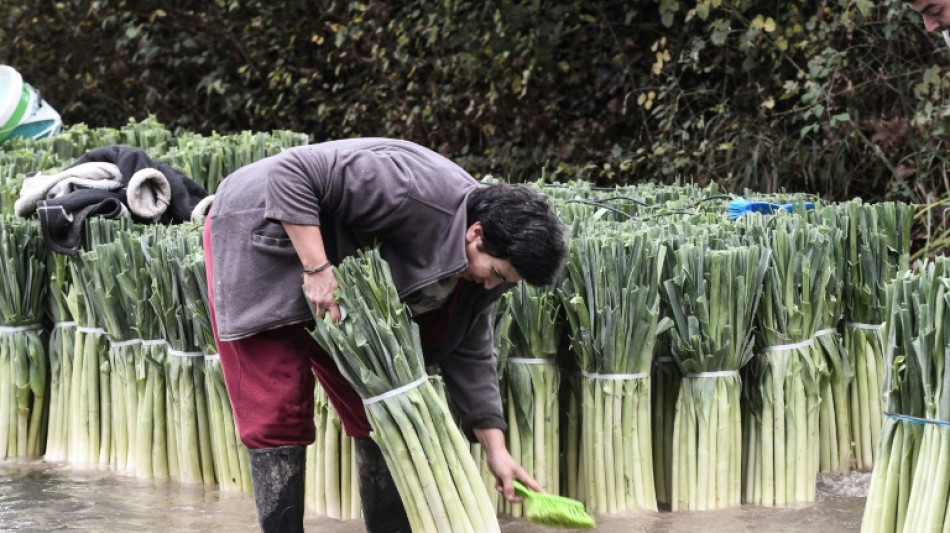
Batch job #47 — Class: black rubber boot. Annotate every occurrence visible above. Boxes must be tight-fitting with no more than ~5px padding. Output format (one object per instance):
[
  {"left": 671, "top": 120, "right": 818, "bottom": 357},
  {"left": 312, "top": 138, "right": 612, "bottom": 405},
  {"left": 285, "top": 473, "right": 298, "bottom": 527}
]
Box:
[
  {"left": 247, "top": 445, "right": 306, "bottom": 533},
  {"left": 354, "top": 437, "right": 411, "bottom": 533}
]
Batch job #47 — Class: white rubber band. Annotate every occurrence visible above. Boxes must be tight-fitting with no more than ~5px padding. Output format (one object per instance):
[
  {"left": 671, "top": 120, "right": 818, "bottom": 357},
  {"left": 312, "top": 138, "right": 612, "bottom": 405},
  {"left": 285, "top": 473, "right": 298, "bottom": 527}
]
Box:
[
  {"left": 167, "top": 348, "right": 203, "bottom": 358},
  {"left": 814, "top": 327, "right": 838, "bottom": 338},
  {"left": 204, "top": 354, "right": 220, "bottom": 361},
  {"left": 363, "top": 376, "right": 428, "bottom": 406},
  {"left": 655, "top": 356, "right": 675, "bottom": 364},
  {"left": 110, "top": 339, "right": 142, "bottom": 349},
  {"left": 76, "top": 326, "right": 106, "bottom": 335},
  {"left": 53, "top": 321, "right": 77, "bottom": 329},
  {"left": 142, "top": 339, "right": 166, "bottom": 347},
  {"left": 508, "top": 358, "right": 557, "bottom": 365},
  {"left": 844, "top": 322, "right": 884, "bottom": 331},
  {"left": 761, "top": 338, "right": 814, "bottom": 353},
  {"left": 0, "top": 324, "right": 43, "bottom": 333},
  {"left": 580, "top": 370, "right": 650, "bottom": 380},
  {"left": 685, "top": 370, "right": 740, "bottom": 378}
]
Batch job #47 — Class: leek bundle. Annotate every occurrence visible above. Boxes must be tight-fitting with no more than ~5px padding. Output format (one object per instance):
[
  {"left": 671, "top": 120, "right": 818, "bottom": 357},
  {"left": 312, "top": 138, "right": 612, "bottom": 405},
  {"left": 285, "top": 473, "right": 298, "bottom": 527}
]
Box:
[
  {"left": 123, "top": 228, "right": 170, "bottom": 480},
  {"left": 862, "top": 264, "right": 938, "bottom": 533},
  {"left": 843, "top": 201, "right": 913, "bottom": 470},
  {"left": 182, "top": 249, "right": 251, "bottom": 493},
  {"left": 809, "top": 207, "right": 854, "bottom": 473},
  {"left": 561, "top": 225, "right": 666, "bottom": 513},
  {"left": 305, "top": 382, "right": 360, "bottom": 519},
  {"left": 64, "top": 218, "right": 124, "bottom": 467},
  {"left": 662, "top": 242, "right": 770, "bottom": 511},
  {"left": 0, "top": 217, "right": 48, "bottom": 459},
  {"left": 148, "top": 226, "right": 215, "bottom": 485},
  {"left": 44, "top": 250, "right": 75, "bottom": 462},
  {"left": 75, "top": 236, "right": 142, "bottom": 472},
  {"left": 740, "top": 217, "right": 832, "bottom": 506},
  {"left": 502, "top": 282, "right": 562, "bottom": 517},
  {"left": 309, "top": 248, "right": 499, "bottom": 533}
]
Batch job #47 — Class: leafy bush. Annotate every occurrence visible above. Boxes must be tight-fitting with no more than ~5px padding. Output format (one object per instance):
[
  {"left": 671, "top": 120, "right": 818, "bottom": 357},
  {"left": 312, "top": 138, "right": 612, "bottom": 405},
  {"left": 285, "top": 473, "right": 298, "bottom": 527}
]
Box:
[{"left": 1, "top": 0, "right": 949, "bottom": 205}]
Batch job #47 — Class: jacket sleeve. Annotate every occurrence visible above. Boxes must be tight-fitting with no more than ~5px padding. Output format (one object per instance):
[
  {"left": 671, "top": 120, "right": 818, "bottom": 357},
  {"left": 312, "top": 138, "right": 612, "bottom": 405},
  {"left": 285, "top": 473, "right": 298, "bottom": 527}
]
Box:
[
  {"left": 262, "top": 147, "right": 411, "bottom": 232},
  {"left": 440, "top": 305, "right": 507, "bottom": 441}
]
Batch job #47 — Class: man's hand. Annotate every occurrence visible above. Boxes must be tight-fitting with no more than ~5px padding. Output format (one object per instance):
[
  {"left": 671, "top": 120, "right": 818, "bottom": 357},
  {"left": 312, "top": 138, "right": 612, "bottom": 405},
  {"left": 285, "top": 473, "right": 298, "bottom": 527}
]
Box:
[
  {"left": 473, "top": 427, "right": 543, "bottom": 502},
  {"left": 303, "top": 268, "right": 340, "bottom": 323},
  {"left": 281, "top": 221, "right": 341, "bottom": 322}
]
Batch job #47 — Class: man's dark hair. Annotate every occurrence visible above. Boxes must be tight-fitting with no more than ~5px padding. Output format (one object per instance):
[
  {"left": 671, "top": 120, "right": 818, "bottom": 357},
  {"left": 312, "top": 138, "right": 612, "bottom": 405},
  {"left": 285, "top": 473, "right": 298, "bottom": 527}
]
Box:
[{"left": 467, "top": 183, "right": 567, "bottom": 286}]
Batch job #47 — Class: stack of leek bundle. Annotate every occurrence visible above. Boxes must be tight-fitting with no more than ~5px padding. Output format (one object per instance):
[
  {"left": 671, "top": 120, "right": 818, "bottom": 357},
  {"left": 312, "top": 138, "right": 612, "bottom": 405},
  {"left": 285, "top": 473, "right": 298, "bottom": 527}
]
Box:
[
  {"left": 5, "top": 115, "right": 174, "bottom": 162},
  {"left": 305, "top": 382, "right": 360, "bottom": 519},
  {"left": 43, "top": 249, "right": 74, "bottom": 462},
  {"left": 146, "top": 225, "right": 215, "bottom": 484},
  {"left": 309, "top": 248, "right": 499, "bottom": 532},
  {"left": 560, "top": 223, "right": 666, "bottom": 513},
  {"left": 809, "top": 207, "right": 854, "bottom": 473},
  {"left": 180, "top": 246, "right": 251, "bottom": 493},
  {"left": 861, "top": 260, "right": 945, "bottom": 533},
  {"left": 0, "top": 148, "right": 63, "bottom": 216},
  {"left": 159, "top": 130, "right": 309, "bottom": 194},
  {"left": 64, "top": 218, "right": 124, "bottom": 467},
  {"left": 0, "top": 217, "right": 48, "bottom": 459},
  {"left": 739, "top": 215, "right": 832, "bottom": 506},
  {"left": 662, "top": 238, "right": 770, "bottom": 511},
  {"left": 843, "top": 201, "right": 914, "bottom": 470},
  {"left": 501, "top": 281, "right": 562, "bottom": 517}
]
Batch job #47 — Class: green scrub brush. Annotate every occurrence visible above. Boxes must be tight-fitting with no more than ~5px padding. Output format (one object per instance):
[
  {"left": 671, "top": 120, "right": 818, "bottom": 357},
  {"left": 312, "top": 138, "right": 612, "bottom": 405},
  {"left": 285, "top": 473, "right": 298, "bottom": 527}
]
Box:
[{"left": 512, "top": 480, "right": 596, "bottom": 529}]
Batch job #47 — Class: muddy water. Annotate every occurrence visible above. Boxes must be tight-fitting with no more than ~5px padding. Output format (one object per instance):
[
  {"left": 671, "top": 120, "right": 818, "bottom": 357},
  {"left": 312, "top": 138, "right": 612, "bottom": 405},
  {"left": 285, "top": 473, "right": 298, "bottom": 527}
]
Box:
[{"left": 0, "top": 461, "right": 868, "bottom": 532}]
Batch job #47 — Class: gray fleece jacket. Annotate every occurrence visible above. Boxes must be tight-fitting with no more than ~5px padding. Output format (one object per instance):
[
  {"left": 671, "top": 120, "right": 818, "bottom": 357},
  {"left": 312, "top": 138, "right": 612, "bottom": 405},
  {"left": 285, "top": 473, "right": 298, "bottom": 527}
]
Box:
[{"left": 208, "top": 138, "right": 509, "bottom": 434}]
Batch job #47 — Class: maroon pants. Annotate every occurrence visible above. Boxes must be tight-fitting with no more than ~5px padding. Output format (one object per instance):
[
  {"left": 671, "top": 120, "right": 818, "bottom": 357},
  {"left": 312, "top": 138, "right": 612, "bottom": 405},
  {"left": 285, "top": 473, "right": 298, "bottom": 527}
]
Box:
[{"left": 203, "top": 220, "right": 457, "bottom": 449}]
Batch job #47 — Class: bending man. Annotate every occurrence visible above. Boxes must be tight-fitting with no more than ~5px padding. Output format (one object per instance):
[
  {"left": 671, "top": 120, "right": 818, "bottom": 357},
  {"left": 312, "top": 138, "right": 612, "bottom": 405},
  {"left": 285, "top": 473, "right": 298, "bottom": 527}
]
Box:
[{"left": 203, "top": 138, "right": 567, "bottom": 532}]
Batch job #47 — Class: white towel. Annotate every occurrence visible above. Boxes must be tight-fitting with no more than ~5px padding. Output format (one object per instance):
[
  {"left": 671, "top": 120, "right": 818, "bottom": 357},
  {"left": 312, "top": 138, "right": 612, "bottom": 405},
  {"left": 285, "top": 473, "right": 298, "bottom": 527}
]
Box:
[
  {"left": 15, "top": 162, "right": 124, "bottom": 217},
  {"left": 126, "top": 167, "right": 171, "bottom": 222}
]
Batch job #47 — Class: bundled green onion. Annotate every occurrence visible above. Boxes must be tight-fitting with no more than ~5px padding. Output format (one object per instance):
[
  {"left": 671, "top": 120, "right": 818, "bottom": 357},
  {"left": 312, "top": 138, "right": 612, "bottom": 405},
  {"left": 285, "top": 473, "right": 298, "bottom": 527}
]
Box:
[
  {"left": 739, "top": 215, "right": 832, "bottom": 506},
  {"left": 861, "top": 263, "right": 940, "bottom": 533},
  {"left": 501, "top": 281, "right": 562, "bottom": 517},
  {"left": 0, "top": 217, "right": 48, "bottom": 459},
  {"left": 662, "top": 241, "right": 770, "bottom": 511},
  {"left": 44, "top": 249, "right": 75, "bottom": 462},
  {"left": 808, "top": 206, "right": 854, "bottom": 473},
  {"left": 305, "top": 382, "right": 360, "bottom": 519},
  {"left": 147, "top": 225, "right": 215, "bottom": 485},
  {"left": 842, "top": 201, "right": 914, "bottom": 470},
  {"left": 64, "top": 218, "right": 125, "bottom": 467},
  {"left": 560, "top": 224, "right": 666, "bottom": 513},
  {"left": 177, "top": 246, "right": 252, "bottom": 494},
  {"left": 309, "top": 247, "right": 499, "bottom": 532},
  {"left": 75, "top": 234, "right": 142, "bottom": 472}
]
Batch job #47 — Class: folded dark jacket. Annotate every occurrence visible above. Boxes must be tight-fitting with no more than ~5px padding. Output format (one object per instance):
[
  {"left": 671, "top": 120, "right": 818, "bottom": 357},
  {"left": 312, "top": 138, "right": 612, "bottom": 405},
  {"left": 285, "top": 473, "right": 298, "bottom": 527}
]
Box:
[
  {"left": 38, "top": 189, "right": 128, "bottom": 255},
  {"left": 38, "top": 145, "right": 210, "bottom": 255}
]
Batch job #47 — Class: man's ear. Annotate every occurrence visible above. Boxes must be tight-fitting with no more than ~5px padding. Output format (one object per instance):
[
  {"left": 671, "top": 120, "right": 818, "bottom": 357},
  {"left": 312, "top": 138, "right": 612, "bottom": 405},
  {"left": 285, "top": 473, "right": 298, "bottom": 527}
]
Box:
[{"left": 466, "top": 221, "right": 483, "bottom": 243}]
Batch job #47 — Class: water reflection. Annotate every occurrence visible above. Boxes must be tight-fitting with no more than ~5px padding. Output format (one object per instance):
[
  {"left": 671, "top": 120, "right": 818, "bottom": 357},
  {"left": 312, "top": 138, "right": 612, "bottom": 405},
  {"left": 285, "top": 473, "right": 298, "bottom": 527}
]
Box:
[{"left": 0, "top": 461, "right": 867, "bottom": 532}]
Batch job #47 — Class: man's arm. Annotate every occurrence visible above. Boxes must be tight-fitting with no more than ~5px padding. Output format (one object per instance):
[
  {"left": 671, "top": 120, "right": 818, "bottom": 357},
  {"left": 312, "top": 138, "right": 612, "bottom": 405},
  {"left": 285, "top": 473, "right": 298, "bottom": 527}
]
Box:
[
  {"left": 441, "top": 306, "right": 543, "bottom": 501},
  {"left": 473, "top": 427, "right": 543, "bottom": 502}
]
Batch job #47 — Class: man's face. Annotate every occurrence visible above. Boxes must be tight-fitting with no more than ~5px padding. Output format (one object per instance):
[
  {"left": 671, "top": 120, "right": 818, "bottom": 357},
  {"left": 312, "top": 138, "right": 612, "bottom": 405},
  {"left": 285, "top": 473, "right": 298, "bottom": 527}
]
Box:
[
  {"left": 459, "top": 222, "right": 521, "bottom": 290},
  {"left": 908, "top": 0, "right": 950, "bottom": 32}
]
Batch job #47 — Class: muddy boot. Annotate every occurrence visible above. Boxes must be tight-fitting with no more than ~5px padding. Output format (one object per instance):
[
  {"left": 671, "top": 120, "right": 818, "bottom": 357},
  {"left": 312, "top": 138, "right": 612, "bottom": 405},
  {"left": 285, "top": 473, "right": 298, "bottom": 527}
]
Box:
[
  {"left": 248, "top": 445, "right": 306, "bottom": 533},
  {"left": 354, "top": 437, "right": 411, "bottom": 533}
]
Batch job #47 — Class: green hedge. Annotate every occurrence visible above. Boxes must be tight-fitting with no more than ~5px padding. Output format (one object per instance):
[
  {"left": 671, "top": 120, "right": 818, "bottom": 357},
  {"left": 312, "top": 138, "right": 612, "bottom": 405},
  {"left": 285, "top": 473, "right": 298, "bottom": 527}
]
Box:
[{"left": 2, "top": 1, "right": 948, "bottom": 201}]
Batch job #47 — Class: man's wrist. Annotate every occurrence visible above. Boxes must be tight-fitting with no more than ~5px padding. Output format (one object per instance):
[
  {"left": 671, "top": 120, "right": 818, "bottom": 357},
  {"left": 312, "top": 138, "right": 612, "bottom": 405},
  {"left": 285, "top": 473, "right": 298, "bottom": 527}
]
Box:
[{"left": 302, "top": 261, "right": 333, "bottom": 275}]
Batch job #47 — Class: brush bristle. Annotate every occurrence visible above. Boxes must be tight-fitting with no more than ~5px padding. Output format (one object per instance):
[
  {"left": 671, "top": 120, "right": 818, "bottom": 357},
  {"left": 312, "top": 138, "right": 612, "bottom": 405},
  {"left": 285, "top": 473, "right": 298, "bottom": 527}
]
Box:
[{"left": 523, "top": 492, "right": 596, "bottom": 529}]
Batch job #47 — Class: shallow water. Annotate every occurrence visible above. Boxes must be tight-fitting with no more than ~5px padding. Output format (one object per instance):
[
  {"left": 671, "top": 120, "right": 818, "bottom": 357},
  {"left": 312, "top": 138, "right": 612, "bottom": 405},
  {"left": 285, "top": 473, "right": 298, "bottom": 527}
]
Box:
[{"left": 0, "top": 461, "right": 868, "bottom": 532}]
